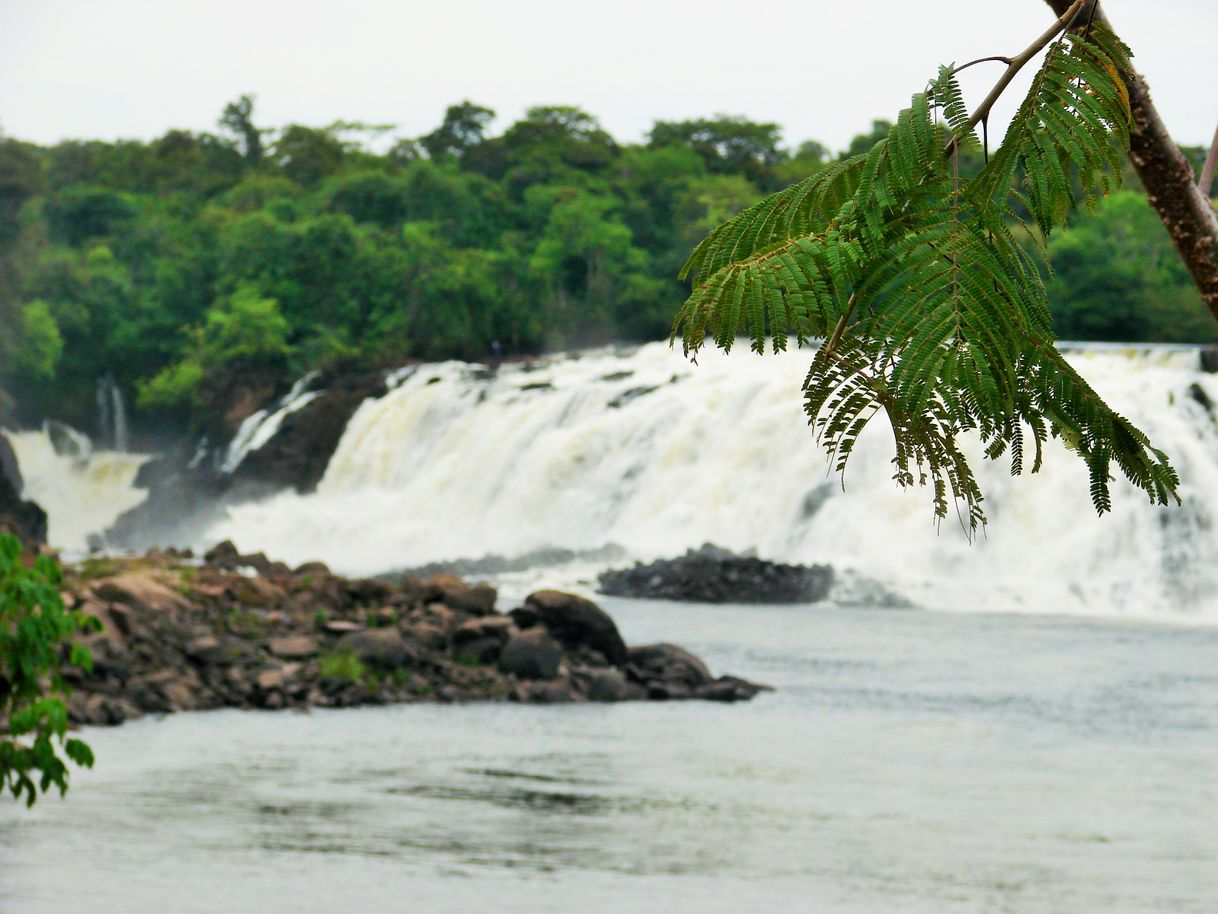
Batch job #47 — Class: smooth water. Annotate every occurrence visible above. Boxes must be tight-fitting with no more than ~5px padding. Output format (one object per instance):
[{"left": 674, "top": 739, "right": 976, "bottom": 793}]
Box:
[{"left": 3, "top": 600, "right": 1215, "bottom": 914}]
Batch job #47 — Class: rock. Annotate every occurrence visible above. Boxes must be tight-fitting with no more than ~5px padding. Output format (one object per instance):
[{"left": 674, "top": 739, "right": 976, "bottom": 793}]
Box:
[
  {"left": 498, "top": 628, "right": 563, "bottom": 680},
  {"left": 453, "top": 636, "right": 503, "bottom": 665},
  {"left": 598, "top": 544, "right": 834, "bottom": 604},
  {"left": 185, "top": 635, "right": 241, "bottom": 666},
  {"left": 323, "top": 620, "right": 364, "bottom": 635},
  {"left": 204, "top": 540, "right": 241, "bottom": 568},
  {"left": 425, "top": 574, "right": 497, "bottom": 615},
  {"left": 234, "top": 369, "right": 389, "bottom": 494},
  {"left": 346, "top": 577, "right": 395, "bottom": 606},
  {"left": 334, "top": 628, "right": 416, "bottom": 670},
  {"left": 268, "top": 635, "right": 321, "bottom": 659},
  {"left": 405, "top": 621, "right": 447, "bottom": 651},
  {"left": 452, "top": 615, "right": 514, "bottom": 646},
  {"left": 584, "top": 668, "right": 643, "bottom": 702},
  {"left": 295, "top": 560, "right": 332, "bottom": 577},
  {"left": 522, "top": 676, "right": 582, "bottom": 703},
  {"left": 231, "top": 575, "right": 284, "bottom": 608},
  {"left": 627, "top": 643, "right": 713, "bottom": 688},
  {"left": 1201, "top": 346, "right": 1218, "bottom": 373},
  {"left": 0, "top": 433, "right": 47, "bottom": 545},
  {"left": 523, "top": 590, "right": 628, "bottom": 666},
  {"left": 93, "top": 571, "right": 192, "bottom": 615},
  {"left": 693, "top": 676, "right": 770, "bottom": 703}
]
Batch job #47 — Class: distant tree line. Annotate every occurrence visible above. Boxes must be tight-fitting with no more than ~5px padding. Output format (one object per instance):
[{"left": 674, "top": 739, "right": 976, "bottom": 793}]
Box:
[{"left": 0, "top": 97, "right": 1211, "bottom": 430}]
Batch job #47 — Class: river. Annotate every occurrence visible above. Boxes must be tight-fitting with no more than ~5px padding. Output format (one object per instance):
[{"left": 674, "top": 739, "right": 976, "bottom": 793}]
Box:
[{"left": 2, "top": 598, "right": 1215, "bottom": 913}]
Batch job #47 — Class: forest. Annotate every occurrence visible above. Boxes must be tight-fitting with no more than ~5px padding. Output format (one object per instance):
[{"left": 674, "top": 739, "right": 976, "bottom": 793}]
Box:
[{"left": 0, "top": 96, "right": 1211, "bottom": 431}]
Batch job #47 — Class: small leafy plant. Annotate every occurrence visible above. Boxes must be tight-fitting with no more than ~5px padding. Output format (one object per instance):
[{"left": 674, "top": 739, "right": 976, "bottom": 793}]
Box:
[{"left": 1, "top": 534, "right": 100, "bottom": 806}]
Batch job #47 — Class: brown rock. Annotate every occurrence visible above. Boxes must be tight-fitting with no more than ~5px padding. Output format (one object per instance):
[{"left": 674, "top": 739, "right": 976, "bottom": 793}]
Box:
[
  {"left": 406, "top": 622, "right": 448, "bottom": 651},
  {"left": 626, "top": 643, "right": 712, "bottom": 688},
  {"left": 498, "top": 628, "right": 563, "bottom": 680},
  {"left": 425, "top": 574, "right": 497, "bottom": 615},
  {"left": 524, "top": 590, "right": 628, "bottom": 666},
  {"left": 324, "top": 620, "right": 364, "bottom": 635},
  {"left": 334, "top": 628, "right": 417, "bottom": 670},
  {"left": 92, "top": 571, "right": 192, "bottom": 615},
  {"left": 268, "top": 635, "right": 321, "bottom": 659},
  {"left": 231, "top": 575, "right": 285, "bottom": 608},
  {"left": 584, "top": 668, "right": 643, "bottom": 702}
]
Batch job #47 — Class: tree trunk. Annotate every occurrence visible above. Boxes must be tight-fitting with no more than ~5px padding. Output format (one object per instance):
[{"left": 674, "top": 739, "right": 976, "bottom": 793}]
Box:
[{"left": 1043, "top": 0, "right": 1218, "bottom": 323}]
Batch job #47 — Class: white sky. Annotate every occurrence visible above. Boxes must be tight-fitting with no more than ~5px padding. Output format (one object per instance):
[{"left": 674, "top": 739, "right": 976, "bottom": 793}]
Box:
[{"left": 1, "top": 0, "right": 1214, "bottom": 153}]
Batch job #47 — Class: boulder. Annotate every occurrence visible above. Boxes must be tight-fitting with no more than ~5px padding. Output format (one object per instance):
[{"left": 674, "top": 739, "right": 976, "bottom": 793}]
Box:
[
  {"left": 405, "top": 621, "right": 447, "bottom": 651},
  {"left": 498, "top": 628, "right": 563, "bottom": 680},
  {"left": 334, "top": 628, "right": 416, "bottom": 670},
  {"left": 627, "top": 643, "right": 713, "bottom": 689},
  {"left": 1201, "top": 346, "right": 1218, "bottom": 373},
  {"left": 598, "top": 543, "right": 834, "bottom": 604},
  {"left": 93, "top": 572, "right": 193, "bottom": 615},
  {"left": 268, "top": 635, "right": 321, "bottom": 659},
  {"left": 425, "top": 574, "right": 497, "bottom": 615},
  {"left": 452, "top": 615, "right": 514, "bottom": 646},
  {"left": 523, "top": 590, "right": 628, "bottom": 667},
  {"left": 584, "top": 668, "right": 643, "bottom": 702}
]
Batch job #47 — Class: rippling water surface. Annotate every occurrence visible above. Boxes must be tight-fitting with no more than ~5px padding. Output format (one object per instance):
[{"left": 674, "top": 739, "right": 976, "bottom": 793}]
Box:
[{"left": 2, "top": 599, "right": 1215, "bottom": 913}]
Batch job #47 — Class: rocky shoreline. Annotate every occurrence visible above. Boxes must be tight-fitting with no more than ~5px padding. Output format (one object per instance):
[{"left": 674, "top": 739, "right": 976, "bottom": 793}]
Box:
[{"left": 62, "top": 541, "right": 769, "bottom": 728}]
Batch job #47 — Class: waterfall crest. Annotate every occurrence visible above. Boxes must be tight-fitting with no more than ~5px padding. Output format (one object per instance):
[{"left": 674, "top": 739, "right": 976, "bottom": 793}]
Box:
[{"left": 202, "top": 342, "right": 1218, "bottom": 621}]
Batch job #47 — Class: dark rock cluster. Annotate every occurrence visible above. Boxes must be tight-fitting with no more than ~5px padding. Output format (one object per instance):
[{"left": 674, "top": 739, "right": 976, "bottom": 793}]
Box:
[
  {"left": 598, "top": 543, "right": 834, "bottom": 604},
  {"left": 64, "top": 542, "right": 768, "bottom": 727},
  {"left": 0, "top": 433, "right": 46, "bottom": 545}
]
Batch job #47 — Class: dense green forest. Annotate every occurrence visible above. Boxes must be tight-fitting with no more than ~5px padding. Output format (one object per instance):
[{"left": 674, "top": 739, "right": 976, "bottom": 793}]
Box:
[{"left": 0, "top": 97, "right": 1211, "bottom": 431}]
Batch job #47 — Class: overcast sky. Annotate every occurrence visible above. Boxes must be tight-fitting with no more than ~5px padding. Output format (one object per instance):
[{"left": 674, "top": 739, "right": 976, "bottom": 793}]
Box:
[{"left": 1, "top": 0, "right": 1214, "bottom": 153}]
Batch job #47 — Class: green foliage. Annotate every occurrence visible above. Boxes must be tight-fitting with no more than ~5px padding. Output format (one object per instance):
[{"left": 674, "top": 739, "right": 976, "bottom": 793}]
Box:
[
  {"left": 319, "top": 650, "right": 367, "bottom": 685},
  {"left": 6, "top": 301, "right": 64, "bottom": 382},
  {"left": 1047, "top": 191, "right": 1216, "bottom": 343},
  {"left": 0, "top": 84, "right": 1204, "bottom": 432},
  {"left": 138, "top": 286, "right": 291, "bottom": 410},
  {"left": 0, "top": 534, "right": 99, "bottom": 807},
  {"left": 673, "top": 25, "right": 1179, "bottom": 531}
]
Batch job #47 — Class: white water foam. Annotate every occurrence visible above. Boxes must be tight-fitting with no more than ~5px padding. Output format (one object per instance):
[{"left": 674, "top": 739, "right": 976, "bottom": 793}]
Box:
[
  {"left": 221, "top": 372, "right": 322, "bottom": 473},
  {"left": 6, "top": 426, "right": 150, "bottom": 553},
  {"left": 200, "top": 342, "right": 1218, "bottom": 621}
]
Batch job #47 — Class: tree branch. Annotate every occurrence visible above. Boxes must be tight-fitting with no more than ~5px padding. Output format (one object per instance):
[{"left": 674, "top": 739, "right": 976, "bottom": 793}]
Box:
[
  {"left": 1041, "top": 0, "right": 1218, "bottom": 323},
  {"left": 1200, "top": 123, "right": 1218, "bottom": 197},
  {"left": 946, "top": 0, "right": 1087, "bottom": 154}
]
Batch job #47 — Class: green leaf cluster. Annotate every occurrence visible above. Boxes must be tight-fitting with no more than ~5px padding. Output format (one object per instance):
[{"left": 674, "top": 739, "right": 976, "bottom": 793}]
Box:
[
  {"left": 672, "top": 26, "right": 1180, "bottom": 530},
  {"left": 0, "top": 534, "right": 99, "bottom": 806}
]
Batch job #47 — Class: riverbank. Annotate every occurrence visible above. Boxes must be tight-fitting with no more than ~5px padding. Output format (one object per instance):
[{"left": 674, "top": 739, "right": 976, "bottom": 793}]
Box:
[{"left": 62, "top": 542, "right": 767, "bottom": 727}]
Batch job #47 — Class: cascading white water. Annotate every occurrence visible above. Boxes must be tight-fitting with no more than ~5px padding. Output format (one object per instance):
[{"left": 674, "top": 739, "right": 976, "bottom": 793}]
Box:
[
  {"left": 203, "top": 342, "right": 1218, "bottom": 621},
  {"left": 222, "top": 372, "right": 322, "bottom": 473},
  {"left": 6, "top": 426, "right": 149, "bottom": 553}
]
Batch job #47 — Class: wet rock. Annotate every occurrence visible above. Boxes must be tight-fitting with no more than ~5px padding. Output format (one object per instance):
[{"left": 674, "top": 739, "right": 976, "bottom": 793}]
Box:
[
  {"left": 627, "top": 643, "right": 712, "bottom": 688},
  {"left": 234, "top": 369, "right": 389, "bottom": 494},
  {"left": 498, "top": 628, "right": 563, "bottom": 680},
  {"left": 523, "top": 590, "right": 628, "bottom": 667},
  {"left": 1201, "top": 346, "right": 1218, "bottom": 373},
  {"left": 583, "top": 667, "right": 644, "bottom": 702},
  {"left": 334, "top": 628, "right": 416, "bottom": 670},
  {"left": 0, "top": 433, "right": 47, "bottom": 545},
  {"left": 598, "top": 543, "right": 834, "bottom": 604},
  {"left": 693, "top": 676, "right": 769, "bottom": 703},
  {"left": 425, "top": 574, "right": 497, "bottom": 615}
]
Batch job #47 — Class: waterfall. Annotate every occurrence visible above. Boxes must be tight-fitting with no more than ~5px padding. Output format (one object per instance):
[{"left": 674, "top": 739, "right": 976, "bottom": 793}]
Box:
[
  {"left": 96, "top": 374, "right": 130, "bottom": 452},
  {"left": 222, "top": 372, "right": 322, "bottom": 473},
  {"left": 6, "top": 423, "right": 149, "bottom": 552},
  {"left": 200, "top": 342, "right": 1218, "bottom": 621}
]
